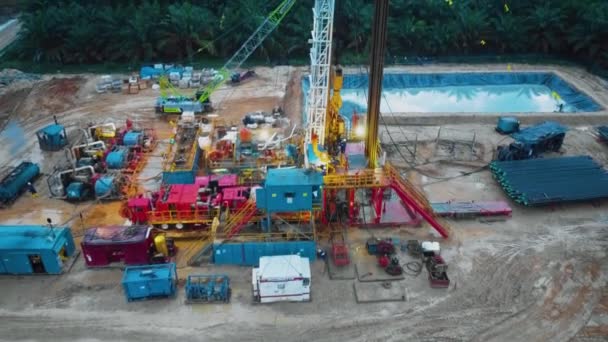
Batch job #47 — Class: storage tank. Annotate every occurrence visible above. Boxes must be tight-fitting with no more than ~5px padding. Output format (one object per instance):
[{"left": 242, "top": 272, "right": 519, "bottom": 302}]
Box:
[
  {"left": 123, "top": 131, "right": 142, "bottom": 146},
  {"left": 0, "top": 162, "right": 40, "bottom": 204},
  {"left": 496, "top": 117, "right": 520, "bottom": 134},
  {"left": 94, "top": 175, "right": 115, "bottom": 198},
  {"left": 106, "top": 149, "right": 127, "bottom": 169}
]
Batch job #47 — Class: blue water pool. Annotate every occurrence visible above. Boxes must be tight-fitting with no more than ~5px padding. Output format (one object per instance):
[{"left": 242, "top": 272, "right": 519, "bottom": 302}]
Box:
[{"left": 302, "top": 72, "right": 601, "bottom": 118}]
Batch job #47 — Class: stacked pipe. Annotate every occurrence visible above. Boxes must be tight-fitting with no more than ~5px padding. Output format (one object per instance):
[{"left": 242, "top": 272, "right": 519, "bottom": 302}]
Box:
[{"left": 490, "top": 156, "right": 608, "bottom": 206}]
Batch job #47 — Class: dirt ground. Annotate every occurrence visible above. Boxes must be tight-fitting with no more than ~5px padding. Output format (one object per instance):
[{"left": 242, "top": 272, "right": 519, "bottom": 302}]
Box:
[{"left": 0, "top": 64, "right": 607, "bottom": 342}]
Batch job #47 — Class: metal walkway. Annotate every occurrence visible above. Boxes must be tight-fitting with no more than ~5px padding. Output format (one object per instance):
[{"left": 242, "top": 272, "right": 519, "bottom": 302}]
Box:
[{"left": 324, "top": 163, "right": 450, "bottom": 238}]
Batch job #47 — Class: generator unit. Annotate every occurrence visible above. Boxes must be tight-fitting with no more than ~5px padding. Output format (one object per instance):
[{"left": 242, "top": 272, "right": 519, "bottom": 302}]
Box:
[
  {"left": 185, "top": 275, "right": 231, "bottom": 303},
  {"left": 0, "top": 162, "right": 40, "bottom": 206},
  {"left": 122, "top": 263, "right": 177, "bottom": 302}
]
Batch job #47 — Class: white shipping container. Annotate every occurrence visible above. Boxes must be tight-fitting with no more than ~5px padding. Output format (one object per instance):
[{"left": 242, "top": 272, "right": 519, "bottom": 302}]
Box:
[{"left": 252, "top": 255, "right": 311, "bottom": 303}]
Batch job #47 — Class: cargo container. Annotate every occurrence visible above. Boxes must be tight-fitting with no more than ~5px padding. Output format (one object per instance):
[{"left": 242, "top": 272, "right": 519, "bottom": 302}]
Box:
[
  {"left": 0, "top": 225, "right": 76, "bottom": 274},
  {"left": 81, "top": 226, "right": 154, "bottom": 267},
  {"left": 122, "top": 263, "right": 177, "bottom": 301},
  {"left": 252, "top": 255, "right": 311, "bottom": 303}
]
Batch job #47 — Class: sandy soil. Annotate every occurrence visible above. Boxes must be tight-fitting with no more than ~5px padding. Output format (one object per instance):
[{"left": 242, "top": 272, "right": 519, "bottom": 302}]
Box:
[{"left": 0, "top": 64, "right": 607, "bottom": 342}]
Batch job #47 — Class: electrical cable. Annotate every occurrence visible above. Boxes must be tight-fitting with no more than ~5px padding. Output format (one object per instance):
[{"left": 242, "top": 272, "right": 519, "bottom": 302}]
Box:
[
  {"left": 402, "top": 261, "right": 422, "bottom": 276},
  {"left": 353, "top": 37, "right": 490, "bottom": 182}
]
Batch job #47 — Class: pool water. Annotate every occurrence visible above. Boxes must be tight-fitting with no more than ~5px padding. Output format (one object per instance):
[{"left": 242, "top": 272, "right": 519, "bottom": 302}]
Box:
[{"left": 340, "top": 84, "right": 572, "bottom": 114}]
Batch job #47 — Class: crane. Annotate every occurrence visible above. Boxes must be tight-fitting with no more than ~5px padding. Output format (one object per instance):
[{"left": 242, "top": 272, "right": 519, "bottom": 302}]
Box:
[{"left": 157, "top": 0, "right": 296, "bottom": 115}]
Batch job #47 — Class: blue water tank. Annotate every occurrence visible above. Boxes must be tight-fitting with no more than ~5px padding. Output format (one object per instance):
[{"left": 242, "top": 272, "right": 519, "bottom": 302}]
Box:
[
  {"left": 94, "top": 175, "right": 115, "bottom": 198},
  {"left": 123, "top": 131, "right": 142, "bottom": 146},
  {"left": 0, "top": 162, "right": 40, "bottom": 204},
  {"left": 106, "top": 149, "right": 127, "bottom": 169},
  {"left": 496, "top": 117, "right": 520, "bottom": 134}
]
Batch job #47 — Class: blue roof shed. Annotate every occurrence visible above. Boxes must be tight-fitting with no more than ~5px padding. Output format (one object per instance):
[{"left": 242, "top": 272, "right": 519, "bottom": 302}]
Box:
[
  {"left": 36, "top": 123, "right": 68, "bottom": 151},
  {"left": 256, "top": 168, "right": 323, "bottom": 212},
  {"left": 0, "top": 225, "right": 76, "bottom": 274}
]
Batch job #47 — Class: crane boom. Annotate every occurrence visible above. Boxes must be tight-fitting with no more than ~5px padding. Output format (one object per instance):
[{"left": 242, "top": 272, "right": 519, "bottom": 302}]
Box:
[{"left": 196, "top": 0, "right": 296, "bottom": 105}]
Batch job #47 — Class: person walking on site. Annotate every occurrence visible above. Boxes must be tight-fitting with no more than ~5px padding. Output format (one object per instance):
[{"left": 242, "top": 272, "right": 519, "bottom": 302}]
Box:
[{"left": 27, "top": 182, "right": 38, "bottom": 198}]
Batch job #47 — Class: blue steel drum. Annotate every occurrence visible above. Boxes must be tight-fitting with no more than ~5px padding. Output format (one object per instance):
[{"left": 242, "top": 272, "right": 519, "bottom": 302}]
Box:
[
  {"left": 66, "top": 182, "right": 85, "bottom": 200},
  {"left": 123, "top": 131, "right": 142, "bottom": 146},
  {"left": 94, "top": 175, "right": 115, "bottom": 198},
  {"left": 106, "top": 149, "right": 127, "bottom": 169}
]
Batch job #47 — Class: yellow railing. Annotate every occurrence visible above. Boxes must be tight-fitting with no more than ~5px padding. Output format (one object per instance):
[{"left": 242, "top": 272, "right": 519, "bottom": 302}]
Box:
[
  {"left": 323, "top": 169, "right": 388, "bottom": 189},
  {"left": 164, "top": 127, "right": 201, "bottom": 172},
  {"left": 148, "top": 208, "right": 217, "bottom": 226},
  {"left": 383, "top": 162, "right": 433, "bottom": 212},
  {"left": 221, "top": 199, "right": 258, "bottom": 236}
]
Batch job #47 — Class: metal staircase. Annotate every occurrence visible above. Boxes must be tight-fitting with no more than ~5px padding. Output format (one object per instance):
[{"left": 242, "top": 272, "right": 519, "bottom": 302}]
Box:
[
  {"left": 323, "top": 163, "right": 450, "bottom": 238},
  {"left": 221, "top": 199, "right": 259, "bottom": 238},
  {"left": 187, "top": 217, "right": 220, "bottom": 266}
]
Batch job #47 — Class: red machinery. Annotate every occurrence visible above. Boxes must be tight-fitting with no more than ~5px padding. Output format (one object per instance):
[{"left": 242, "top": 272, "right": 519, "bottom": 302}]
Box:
[
  {"left": 123, "top": 174, "right": 250, "bottom": 230},
  {"left": 208, "top": 140, "right": 234, "bottom": 161},
  {"left": 426, "top": 255, "right": 449, "bottom": 288}
]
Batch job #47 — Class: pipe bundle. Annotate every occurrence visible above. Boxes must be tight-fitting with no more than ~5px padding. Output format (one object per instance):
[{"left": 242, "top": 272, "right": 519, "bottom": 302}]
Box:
[{"left": 490, "top": 156, "right": 608, "bottom": 206}]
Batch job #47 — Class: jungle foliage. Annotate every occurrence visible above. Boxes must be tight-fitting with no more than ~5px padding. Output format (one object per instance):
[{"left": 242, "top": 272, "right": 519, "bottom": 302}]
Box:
[{"left": 8, "top": 0, "right": 608, "bottom": 69}]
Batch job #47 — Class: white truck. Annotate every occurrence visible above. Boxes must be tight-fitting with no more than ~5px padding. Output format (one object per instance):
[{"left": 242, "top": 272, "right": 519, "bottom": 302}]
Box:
[{"left": 252, "top": 255, "right": 311, "bottom": 303}]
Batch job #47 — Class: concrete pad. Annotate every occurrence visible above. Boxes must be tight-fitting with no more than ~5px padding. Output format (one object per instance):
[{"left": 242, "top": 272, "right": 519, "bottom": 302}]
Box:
[
  {"left": 326, "top": 259, "right": 356, "bottom": 280},
  {"left": 355, "top": 254, "right": 405, "bottom": 282},
  {"left": 353, "top": 282, "right": 407, "bottom": 303}
]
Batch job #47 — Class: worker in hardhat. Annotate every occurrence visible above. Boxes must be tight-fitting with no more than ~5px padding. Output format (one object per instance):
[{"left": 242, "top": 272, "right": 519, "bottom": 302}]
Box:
[{"left": 27, "top": 182, "right": 39, "bottom": 198}]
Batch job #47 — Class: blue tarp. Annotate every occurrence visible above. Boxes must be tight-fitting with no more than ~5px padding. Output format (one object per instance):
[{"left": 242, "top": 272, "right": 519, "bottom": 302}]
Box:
[
  {"left": 511, "top": 121, "right": 568, "bottom": 144},
  {"left": 301, "top": 72, "right": 602, "bottom": 119}
]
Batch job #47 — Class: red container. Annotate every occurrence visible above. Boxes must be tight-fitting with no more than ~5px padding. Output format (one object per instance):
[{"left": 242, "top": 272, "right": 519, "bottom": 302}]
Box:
[{"left": 81, "top": 226, "right": 153, "bottom": 267}]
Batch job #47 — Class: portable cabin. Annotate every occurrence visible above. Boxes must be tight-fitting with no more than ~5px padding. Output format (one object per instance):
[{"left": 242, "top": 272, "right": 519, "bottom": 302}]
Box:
[
  {"left": 81, "top": 226, "right": 153, "bottom": 267},
  {"left": 36, "top": 124, "right": 68, "bottom": 151},
  {"left": 122, "top": 263, "right": 177, "bottom": 301},
  {"left": 252, "top": 255, "right": 311, "bottom": 303},
  {"left": 255, "top": 168, "right": 323, "bottom": 212},
  {"left": 0, "top": 225, "right": 76, "bottom": 274}
]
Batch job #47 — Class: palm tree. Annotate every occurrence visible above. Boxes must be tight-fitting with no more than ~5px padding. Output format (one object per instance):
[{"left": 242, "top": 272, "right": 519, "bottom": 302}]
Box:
[
  {"left": 160, "top": 2, "right": 217, "bottom": 62},
  {"left": 18, "top": 6, "right": 68, "bottom": 63},
  {"left": 491, "top": 14, "right": 529, "bottom": 53},
  {"left": 121, "top": 1, "right": 163, "bottom": 63},
  {"left": 525, "top": 2, "right": 566, "bottom": 53}
]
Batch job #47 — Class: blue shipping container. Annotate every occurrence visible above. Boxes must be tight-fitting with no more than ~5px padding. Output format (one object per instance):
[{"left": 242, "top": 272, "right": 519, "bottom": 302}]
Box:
[
  {"left": 122, "top": 263, "right": 177, "bottom": 302},
  {"left": 213, "top": 241, "right": 316, "bottom": 266},
  {"left": 0, "top": 225, "right": 76, "bottom": 275}
]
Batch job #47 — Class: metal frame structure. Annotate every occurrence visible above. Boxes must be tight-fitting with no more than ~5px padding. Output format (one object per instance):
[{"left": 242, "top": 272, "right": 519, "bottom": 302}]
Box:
[{"left": 305, "top": 0, "right": 335, "bottom": 155}]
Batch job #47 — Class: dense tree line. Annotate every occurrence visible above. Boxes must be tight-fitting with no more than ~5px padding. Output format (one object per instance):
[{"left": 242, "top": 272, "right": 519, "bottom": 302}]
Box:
[{"left": 9, "top": 0, "right": 608, "bottom": 69}]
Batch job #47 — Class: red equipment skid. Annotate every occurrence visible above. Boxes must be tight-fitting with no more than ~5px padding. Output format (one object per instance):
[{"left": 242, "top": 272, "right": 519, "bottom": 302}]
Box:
[{"left": 124, "top": 174, "right": 249, "bottom": 230}]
